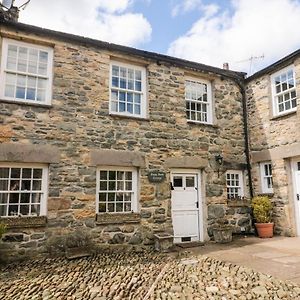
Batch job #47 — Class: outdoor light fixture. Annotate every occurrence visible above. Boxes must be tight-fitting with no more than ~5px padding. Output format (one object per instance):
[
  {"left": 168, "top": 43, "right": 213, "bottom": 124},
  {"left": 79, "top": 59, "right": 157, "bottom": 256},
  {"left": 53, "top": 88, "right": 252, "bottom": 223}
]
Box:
[
  {"left": 215, "top": 154, "right": 223, "bottom": 166},
  {"left": 215, "top": 154, "right": 223, "bottom": 177}
]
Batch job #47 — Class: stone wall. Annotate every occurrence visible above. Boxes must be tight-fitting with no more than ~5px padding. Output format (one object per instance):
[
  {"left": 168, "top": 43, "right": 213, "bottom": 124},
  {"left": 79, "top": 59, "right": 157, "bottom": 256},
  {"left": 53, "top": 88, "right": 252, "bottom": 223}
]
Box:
[
  {"left": 0, "top": 26, "right": 250, "bottom": 260},
  {"left": 246, "top": 59, "right": 300, "bottom": 236}
]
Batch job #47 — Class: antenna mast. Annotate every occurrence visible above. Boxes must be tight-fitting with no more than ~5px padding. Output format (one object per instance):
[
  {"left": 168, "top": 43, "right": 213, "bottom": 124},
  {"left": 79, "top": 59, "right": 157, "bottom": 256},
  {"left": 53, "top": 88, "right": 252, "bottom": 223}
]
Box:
[
  {"left": 236, "top": 54, "right": 265, "bottom": 75},
  {"left": 0, "top": 0, "right": 31, "bottom": 21}
]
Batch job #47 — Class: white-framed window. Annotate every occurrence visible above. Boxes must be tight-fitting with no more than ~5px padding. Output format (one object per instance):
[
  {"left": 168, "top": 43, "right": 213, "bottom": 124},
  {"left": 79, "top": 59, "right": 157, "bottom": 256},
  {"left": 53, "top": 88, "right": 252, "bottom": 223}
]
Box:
[
  {"left": 110, "top": 61, "right": 147, "bottom": 118},
  {"left": 0, "top": 163, "right": 48, "bottom": 217},
  {"left": 185, "top": 79, "right": 213, "bottom": 124},
  {"left": 0, "top": 38, "right": 53, "bottom": 105},
  {"left": 226, "top": 170, "right": 244, "bottom": 200},
  {"left": 271, "top": 65, "right": 297, "bottom": 116},
  {"left": 96, "top": 167, "right": 138, "bottom": 213},
  {"left": 260, "top": 162, "right": 273, "bottom": 193}
]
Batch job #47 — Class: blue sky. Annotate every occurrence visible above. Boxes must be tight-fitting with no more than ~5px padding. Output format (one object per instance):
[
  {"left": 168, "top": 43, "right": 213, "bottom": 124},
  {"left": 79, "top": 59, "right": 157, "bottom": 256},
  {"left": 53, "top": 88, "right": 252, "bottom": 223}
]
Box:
[{"left": 13, "top": 0, "right": 300, "bottom": 74}]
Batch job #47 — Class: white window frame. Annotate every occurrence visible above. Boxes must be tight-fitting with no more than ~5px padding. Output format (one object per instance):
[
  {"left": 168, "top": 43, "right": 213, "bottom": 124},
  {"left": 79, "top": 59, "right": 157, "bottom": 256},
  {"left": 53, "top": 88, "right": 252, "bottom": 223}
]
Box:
[
  {"left": 226, "top": 170, "right": 244, "bottom": 200},
  {"left": 0, "top": 163, "right": 48, "bottom": 217},
  {"left": 109, "top": 61, "right": 147, "bottom": 118},
  {"left": 271, "top": 65, "right": 297, "bottom": 116},
  {"left": 96, "top": 166, "right": 138, "bottom": 213},
  {"left": 185, "top": 78, "right": 213, "bottom": 124},
  {"left": 260, "top": 161, "right": 273, "bottom": 194},
  {"left": 0, "top": 38, "right": 53, "bottom": 105}
]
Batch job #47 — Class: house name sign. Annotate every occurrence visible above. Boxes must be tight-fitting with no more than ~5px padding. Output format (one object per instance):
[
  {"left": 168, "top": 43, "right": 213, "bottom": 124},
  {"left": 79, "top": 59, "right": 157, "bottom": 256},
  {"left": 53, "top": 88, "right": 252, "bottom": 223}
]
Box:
[{"left": 148, "top": 170, "right": 166, "bottom": 183}]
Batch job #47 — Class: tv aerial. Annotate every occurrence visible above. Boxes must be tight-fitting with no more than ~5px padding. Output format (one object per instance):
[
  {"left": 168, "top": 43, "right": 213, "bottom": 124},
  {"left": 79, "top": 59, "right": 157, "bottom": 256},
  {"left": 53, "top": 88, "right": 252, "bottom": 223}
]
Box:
[{"left": 0, "top": 0, "right": 30, "bottom": 11}]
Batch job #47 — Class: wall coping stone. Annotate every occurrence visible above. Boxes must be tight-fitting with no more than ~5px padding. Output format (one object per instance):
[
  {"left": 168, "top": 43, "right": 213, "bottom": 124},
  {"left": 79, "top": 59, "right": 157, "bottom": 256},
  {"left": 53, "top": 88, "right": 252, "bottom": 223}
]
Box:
[
  {"left": 0, "top": 216, "right": 47, "bottom": 228},
  {"left": 0, "top": 143, "right": 60, "bottom": 164},
  {"left": 96, "top": 213, "right": 141, "bottom": 225},
  {"left": 90, "top": 149, "right": 146, "bottom": 167},
  {"left": 165, "top": 156, "right": 208, "bottom": 169}
]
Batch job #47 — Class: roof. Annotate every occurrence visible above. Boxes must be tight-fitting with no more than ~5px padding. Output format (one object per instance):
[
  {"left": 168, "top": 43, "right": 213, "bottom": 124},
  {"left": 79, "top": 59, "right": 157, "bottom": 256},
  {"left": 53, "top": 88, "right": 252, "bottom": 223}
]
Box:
[
  {"left": 0, "top": 18, "right": 245, "bottom": 82},
  {"left": 246, "top": 49, "right": 300, "bottom": 82}
]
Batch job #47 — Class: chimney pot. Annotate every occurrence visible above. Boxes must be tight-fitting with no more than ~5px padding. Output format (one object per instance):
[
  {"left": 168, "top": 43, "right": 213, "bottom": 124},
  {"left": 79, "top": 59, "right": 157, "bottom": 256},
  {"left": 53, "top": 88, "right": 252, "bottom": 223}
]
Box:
[{"left": 223, "top": 63, "right": 229, "bottom": 70}]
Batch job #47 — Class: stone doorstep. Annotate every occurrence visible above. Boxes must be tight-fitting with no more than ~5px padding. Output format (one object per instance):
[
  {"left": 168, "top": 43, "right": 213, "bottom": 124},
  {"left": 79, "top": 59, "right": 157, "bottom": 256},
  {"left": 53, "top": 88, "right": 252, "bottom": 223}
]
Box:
[
  {"left": 154, "top": 233, "right": 173, "bottom": 252},
  {"left": 65, "top": 247, "right": 92, "bottom": 260}
]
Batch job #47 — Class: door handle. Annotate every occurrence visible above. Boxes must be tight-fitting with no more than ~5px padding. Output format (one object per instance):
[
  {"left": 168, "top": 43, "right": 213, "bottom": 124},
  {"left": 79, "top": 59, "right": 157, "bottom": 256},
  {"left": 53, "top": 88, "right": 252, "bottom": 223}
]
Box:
[
  {"left": 196, "top": 202, "right": 199, "bottom": 208},
  {"left": 297, "top": 194, "right": 300, "bottom": 201}
]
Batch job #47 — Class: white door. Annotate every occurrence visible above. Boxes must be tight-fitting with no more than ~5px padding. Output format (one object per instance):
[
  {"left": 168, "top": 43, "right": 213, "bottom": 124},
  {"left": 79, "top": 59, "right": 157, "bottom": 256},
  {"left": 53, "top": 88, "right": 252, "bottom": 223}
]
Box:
[
  {"left": 293, "top": 160, "right": 300, "bottom": 235},
  {"left": 171, "top": 172, "right": 201, "bottom": 243}
]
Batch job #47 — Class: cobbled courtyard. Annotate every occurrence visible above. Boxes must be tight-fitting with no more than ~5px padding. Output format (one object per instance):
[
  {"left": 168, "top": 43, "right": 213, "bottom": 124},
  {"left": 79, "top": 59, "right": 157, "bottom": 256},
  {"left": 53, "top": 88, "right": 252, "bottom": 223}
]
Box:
[{"left": 0, "top": 251, "right": 300, "bottom": 300}]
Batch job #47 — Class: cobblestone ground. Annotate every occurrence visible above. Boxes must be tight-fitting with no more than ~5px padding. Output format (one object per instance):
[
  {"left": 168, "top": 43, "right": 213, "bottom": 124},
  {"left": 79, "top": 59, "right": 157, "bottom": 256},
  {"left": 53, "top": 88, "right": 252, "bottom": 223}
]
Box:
[{"left": 0, "top": 252, "right": 300, "bottom": 300}]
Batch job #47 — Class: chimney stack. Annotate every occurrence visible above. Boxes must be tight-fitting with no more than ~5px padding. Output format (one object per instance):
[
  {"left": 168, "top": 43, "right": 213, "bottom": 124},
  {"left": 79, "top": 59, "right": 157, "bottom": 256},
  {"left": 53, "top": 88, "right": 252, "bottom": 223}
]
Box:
[
  {"left": 0, "top": 5, "right": 19, "bottom": 22},
  {"left": 223, "top": 63, "right": 229, "bottom": 70}
]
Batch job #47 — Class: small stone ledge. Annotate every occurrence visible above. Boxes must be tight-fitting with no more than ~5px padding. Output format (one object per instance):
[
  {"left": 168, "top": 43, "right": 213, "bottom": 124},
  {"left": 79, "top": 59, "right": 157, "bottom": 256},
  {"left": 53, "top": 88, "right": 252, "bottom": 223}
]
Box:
[
  {"left": 227, "top": 200, "right": 251, "bottom": 207},
  {"left": 0, "top": 98, "right": 52, "bottom": 108},
  {"left": 257, "top": 193, "right": 274, "bottom": 198},
  {"left": 0, "top": 216, "right": 47, "bottom": 228},
  {"left": 96, "top": 213, "right": 141, "bottom": 225}
]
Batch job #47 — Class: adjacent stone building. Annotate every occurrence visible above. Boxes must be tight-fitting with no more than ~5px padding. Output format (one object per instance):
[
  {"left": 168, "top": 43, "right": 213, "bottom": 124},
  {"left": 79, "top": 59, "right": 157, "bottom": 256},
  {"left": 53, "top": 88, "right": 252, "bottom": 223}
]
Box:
[
  {"left": 246, "top": 51, "right": 300, "bottom": 236},
  {"left": 0, "top": 17, "right": 253, "bottom": 260}
]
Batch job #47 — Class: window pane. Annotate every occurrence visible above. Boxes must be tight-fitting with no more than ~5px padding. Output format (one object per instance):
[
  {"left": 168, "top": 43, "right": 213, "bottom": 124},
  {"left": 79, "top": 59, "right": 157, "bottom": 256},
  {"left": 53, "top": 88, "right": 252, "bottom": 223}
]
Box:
[
  {"left": 33, "top": 169, "right": 43, "bottom": 178},
  {"left": 39, "top": 51, "right": 48, "bottom": 63},
  {"left": 100, "top": 171, "right": 107, "bottom": 180},
  {"left": 186, "top": 177, "right": 195, "bottom": 188},
  {"left": 5, "top": 85, "right": 15, "bottom": 97},
  {"left": 0, "top": 193, "right": 8, "bottom": 204},
  {"left": 173, "top": 176, "right": 183, "bottom": 187}
]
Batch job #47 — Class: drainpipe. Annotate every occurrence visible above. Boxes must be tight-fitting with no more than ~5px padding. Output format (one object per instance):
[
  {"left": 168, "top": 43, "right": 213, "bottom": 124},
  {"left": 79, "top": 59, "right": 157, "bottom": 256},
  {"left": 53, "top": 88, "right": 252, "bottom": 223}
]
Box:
[{"left": 235, "top": 78, "right": 254, "bottom": 199}]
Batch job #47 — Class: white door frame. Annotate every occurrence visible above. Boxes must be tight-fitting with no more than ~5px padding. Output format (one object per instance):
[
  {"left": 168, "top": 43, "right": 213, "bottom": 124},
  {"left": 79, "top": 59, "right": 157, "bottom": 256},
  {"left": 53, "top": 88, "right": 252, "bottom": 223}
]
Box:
[
  {"left": 291, "top": 158, "right": 300, "bottom": 236},
  {"left": 170, "top": 168, "right": 204, "bottom": 243}
]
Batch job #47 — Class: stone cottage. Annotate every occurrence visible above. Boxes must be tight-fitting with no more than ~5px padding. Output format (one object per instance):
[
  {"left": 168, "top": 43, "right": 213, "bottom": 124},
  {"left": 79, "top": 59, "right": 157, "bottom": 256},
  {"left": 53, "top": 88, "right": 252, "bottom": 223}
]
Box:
[
  {"left": 246, "top": 51, "right": 300, "bottom": 236},
  {"left": 0, "top": 15, "right": 253, "bottom": 259}
]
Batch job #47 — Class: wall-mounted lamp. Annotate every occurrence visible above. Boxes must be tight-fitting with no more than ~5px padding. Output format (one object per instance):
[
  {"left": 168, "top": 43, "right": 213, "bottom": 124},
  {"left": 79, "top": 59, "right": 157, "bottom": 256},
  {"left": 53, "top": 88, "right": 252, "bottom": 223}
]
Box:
[
  {"left": 215, "top": 154, "right": 223, "bottom": 177},
  {"left": 215, "top": 154, "right": 223, "bottom": 166}
]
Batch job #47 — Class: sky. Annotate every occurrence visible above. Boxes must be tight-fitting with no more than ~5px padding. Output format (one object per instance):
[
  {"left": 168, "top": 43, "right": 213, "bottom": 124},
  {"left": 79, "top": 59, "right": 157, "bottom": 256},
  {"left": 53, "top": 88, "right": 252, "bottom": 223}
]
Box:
[{"left": 5, "top": 0, "right": 300, "bottom": 75}]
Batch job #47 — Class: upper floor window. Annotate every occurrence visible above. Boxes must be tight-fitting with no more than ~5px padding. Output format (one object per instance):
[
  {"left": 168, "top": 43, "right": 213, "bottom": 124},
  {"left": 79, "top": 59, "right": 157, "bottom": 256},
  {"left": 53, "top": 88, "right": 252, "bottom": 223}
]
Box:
[
  {"left": 260, "top": 162, "right": 273, "bottom": 194},
  {"left": 110, "top": 62, "right": 147, "bottom": 118},
  {"left": 226, "top": 170, "right": 244, "bottom": 200},
  {"left": 96, "top": 167, "right": 138, "bottom": 213},
  {"left": 271, "top": 66, "right": 297, "bottom": 116},
  {"left": 0, "top": 164, "right": 48, "bottom": 217},
  {"left": 0, "top": 38, "right": 53, "bottom": 105},
  {"left": 185, "top": 79, "right": 212, "bottom": 124}
]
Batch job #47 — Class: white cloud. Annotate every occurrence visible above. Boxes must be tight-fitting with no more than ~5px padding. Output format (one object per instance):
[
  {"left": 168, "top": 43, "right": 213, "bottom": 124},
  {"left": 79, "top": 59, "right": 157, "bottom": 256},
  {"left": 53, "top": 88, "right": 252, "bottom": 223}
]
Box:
[
  {"left": 168, "top": 0, "right": 300, "bottom": 74},
  {"left": 172, "top": 0, "right": 203, "bottom": 17},
  {"left": 18, "top": 0, "right": 152, "bottom": 47}
]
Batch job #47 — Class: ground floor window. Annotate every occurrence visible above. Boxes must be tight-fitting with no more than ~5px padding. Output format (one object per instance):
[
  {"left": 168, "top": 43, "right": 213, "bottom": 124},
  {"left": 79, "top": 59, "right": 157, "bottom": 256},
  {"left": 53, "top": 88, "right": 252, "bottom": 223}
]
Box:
[
  {"left": 260, "top": 162, "right": 273, "bottom": 193},
  {"left": 0, "top": 164, "right": 48, "bottom": 217},
  {"left": 96, "top": 167, "right": 138, "bottom": 213},
  {"left": 226, "top": 170, "right": 244, "bottom": 200}
]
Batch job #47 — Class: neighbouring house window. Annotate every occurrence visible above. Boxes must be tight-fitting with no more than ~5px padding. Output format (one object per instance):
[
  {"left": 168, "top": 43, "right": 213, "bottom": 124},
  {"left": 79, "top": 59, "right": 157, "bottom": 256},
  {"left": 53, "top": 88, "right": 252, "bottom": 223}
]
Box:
[
  {"left": 0, "top": 164, "right": 48, "bottom": 217},
  {"left": 271, "top": 66, "right": 297, "bottom": 116},
  {"left": 97, "top": 168, "right": 138, "bottom": 213},
  {"left": 260, "top": 162, "right": 273, "bottom": 193},
  {"left": 0, "top": 38, "right": 53, "bottom": 105},
  {"left": 226, "top": 170, "right": 244, "bottom": 200},
  {"left": 185, "top": 79, "right": 212, "bottom": 124},
  {"left": 110, "top": 62, "right": 146, "bottom": 118}
]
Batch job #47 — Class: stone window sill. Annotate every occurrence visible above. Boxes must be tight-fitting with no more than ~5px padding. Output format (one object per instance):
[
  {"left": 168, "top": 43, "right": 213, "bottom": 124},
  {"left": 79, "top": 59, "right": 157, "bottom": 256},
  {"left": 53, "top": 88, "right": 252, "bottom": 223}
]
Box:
[
  {"left": 187, "top": 120, "right": 218, "bottom": 128},
  {"left": 0, "top": 98, "right": 52, "bottom": 108},
  {"left": 108, "top": 113, "right": 150, "bottom": 122},
  {"left": 96, "top": 212, "right": 141, "bottom": 225},
  {"left": 257, "top": 193, "right": 274, "bottom": 198},
  {"left": 227, "top": 199, "right": 251, "bottom": 207},
  {"left": 270, "top": 110, "right": 296, "bottom": 120},
  {"left": 0, "top": 216, "right": 47, "bottom": 229}
]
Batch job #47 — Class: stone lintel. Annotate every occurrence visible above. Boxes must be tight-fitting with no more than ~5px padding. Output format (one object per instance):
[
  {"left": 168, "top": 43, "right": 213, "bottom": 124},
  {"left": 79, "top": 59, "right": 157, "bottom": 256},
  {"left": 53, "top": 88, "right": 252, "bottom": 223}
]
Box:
[
  {"left": 252, "top": 142, "right": 300, "bottom": 163},
  {"left": 165, "top": 156, "right": 208, "bottom": 169},
  {"left": 90, "top": 150, "right": 146, "bottom": 168},
  {"left": 223, "top": 161, "right": 248, "bottom": 170},
  {"left": 0, "top": 143, "right": 60, "bottom": 164}
]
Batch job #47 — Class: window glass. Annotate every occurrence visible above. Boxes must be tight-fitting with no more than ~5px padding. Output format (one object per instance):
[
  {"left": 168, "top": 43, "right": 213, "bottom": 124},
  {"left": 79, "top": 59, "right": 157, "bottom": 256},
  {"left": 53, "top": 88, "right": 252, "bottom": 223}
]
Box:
[
  {"left": 98, "top": 169, "right": 137, "bottom": 213},
  {"left": 272, "top": 67, "right": 297, "bottom": 115},
  {"left": 226, "top": 171, "right": 243, "bottom": 200},
  {"left": 0, "top": 165, "right": 46, "bottom": 217},
  {"left": 2, "top": 39, "right": 52, "bottom": 104},
  {"left": 110, "top": 63, "right": 145, "bottom": 118},
  {"left": 185, "top": 80, "right": 212, "bottom": 124},
  {"left": 260, "top": 162, "right": 273, "bottom": 193}
]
